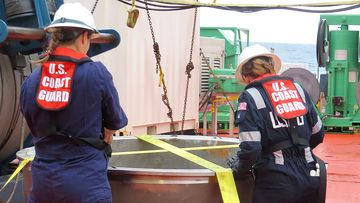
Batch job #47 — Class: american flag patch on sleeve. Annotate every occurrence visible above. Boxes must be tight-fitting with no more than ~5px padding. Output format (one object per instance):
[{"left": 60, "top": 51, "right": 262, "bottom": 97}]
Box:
[{"left": 238, "top": 102, "right": 247, "bottom": 110}]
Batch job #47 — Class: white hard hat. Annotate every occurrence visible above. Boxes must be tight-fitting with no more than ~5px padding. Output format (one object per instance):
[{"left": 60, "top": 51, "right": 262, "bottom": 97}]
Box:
[
  {"left": 45, "top": 2, "right": 98, "bottom": 33},
  {"left": 235, "top": 44, "right": 281, "bottom": 84}
]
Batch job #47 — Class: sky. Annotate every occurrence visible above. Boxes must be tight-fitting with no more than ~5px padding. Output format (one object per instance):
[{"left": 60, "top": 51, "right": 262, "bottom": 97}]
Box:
[{"left": 199, "top": 6, "right": 360, "bottom": 44}]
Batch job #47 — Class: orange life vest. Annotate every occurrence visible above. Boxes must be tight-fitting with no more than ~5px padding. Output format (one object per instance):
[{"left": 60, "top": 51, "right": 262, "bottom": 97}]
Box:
[
  {"left": 36, "top": 47, "right": 90, "bottom": 110},
  {"left": 262, "top": 78, "right": 307, "bottom": 119}
]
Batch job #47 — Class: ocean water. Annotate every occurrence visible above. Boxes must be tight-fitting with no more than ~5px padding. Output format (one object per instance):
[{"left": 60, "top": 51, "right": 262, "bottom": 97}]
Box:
[{"left": 250, "top": 42, "right": 319, "bottom": 74}]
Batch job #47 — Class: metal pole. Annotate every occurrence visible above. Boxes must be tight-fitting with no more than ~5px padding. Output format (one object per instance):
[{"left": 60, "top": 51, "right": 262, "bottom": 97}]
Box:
[
  {"left": 203, "top": 109, "right": 207, "bottom": 136},
  {"left": 229, "top": 107, "right": 234, "bottom": 138},
  {"left": 211, "top": 100, "right": 218, "bottom": 136},
  {"left": 7, "top": 26, "right": 44, "bottom": 41},
  {"left": 91, "top": 33, "right": 116, "bottom": 44},
  {"left": 5, "top": 26, "right": 116, "bottom": 44}
]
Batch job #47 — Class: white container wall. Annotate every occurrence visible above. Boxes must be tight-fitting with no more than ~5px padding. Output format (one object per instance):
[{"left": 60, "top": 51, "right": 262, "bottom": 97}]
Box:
[{"left": 66, "top": 0, "right": 200, "bottom": 135}]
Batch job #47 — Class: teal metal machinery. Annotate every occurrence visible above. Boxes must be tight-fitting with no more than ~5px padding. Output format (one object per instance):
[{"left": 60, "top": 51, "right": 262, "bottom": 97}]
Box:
[
  {"left": 317, "top": 15, "right": 360, "bottom": 132},
  {"left": 201, "top": 27, "right": 249, "bottom": 70},
  {"left": 199, "top": 27, "right": 249, "bottom": 130}
]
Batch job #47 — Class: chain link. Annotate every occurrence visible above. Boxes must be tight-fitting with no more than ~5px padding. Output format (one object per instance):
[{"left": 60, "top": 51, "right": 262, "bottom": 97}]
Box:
[
  {"left": 145, "top": 0, "right": 175, "bottom": 133},
  {"left": 91, "top": 0, "right": 100, "bottom": 14},
  {"left": 180, "top": 8, "right": 197, "bottom": 134},
  {"left": 145, "top": 3, "right": 160, "bottom": 73},
  {"left": 199, "top": 48, "right": 236, "bottom": 113}
]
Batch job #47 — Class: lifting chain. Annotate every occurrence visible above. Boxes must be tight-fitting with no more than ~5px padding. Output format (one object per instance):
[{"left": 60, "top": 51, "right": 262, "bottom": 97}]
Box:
[
  {"left": 91, "top": 0, "right": 100, "bottom": 14},
  {"left": 180, "top": 7, "right": 197, "bottom": 134},
  {"left": 199, "top": 48, "right": 236, "bottom": 113},
  {"left": 145, "top": 0, "right": 176, "bottom": 133}
]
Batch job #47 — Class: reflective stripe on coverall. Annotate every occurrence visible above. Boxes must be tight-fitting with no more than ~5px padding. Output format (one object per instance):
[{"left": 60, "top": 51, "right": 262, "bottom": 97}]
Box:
[{"left": 235, "top": 75, "right": 324, "bottom": 203}]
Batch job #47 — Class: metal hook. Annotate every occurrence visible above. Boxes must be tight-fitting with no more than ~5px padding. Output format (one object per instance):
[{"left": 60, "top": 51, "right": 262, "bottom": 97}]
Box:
[{"left": 127, "top": 0, "right": 139, "bottom": 28}]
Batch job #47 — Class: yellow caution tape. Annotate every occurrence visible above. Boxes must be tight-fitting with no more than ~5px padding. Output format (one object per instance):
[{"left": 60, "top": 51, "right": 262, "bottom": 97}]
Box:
[
  {"left": 137, "top": 135, "right": 240, "bottom": 203},
  {"left": 112, "top": 144, "right": 238, "bottom": 156},
  {"left": 0, "top": 158, "right": 33, "bottom": 192}
]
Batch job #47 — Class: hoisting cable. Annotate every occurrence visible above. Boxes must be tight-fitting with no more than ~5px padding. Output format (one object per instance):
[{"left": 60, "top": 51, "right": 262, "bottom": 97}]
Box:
[
  {"left": 180, "top": 6, "right": 197, "bottom": 134},
  {"left": 199, "top": 86, "right": 215, "bottom": 122},
  {"left": 91, "top": 0, "right": 100, "bottom": 14},
  {"left": 131, "top": 0, "right": 196, "bottom": 9},
  {"left": 145, "top": 0, "right": 176, "bottom": 134},
  {"left": 199, "top": 84, "right": 215, "bottom": 112},
  {"left": 117, "top": 0, "right": 197, "bottom": 11},
  {"left": 199, "top": 48, "right": 235, "bottom": 113},
  {"left": 226, "top": 4, "right": 360, "bottom": 13},
  {"left": 199, "top": 91, "right": 214, "bottom": 113},
  {"left": 117, "top": 0, "right": 360, "bottom": 13},
  {"left": 152, "top": 0, "right": 360, "bottom": 7}
]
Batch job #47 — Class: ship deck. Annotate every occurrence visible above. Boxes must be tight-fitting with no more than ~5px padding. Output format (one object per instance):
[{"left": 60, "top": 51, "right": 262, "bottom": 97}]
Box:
[
  {"left": 314, "top": 133, "right": 360, "bottom": 203},
  {"left": 1, "top": 132, "right": 360, "bottom": 202},
  {"left": 215, "top": 130, "right": 360, "bottom": 203}
]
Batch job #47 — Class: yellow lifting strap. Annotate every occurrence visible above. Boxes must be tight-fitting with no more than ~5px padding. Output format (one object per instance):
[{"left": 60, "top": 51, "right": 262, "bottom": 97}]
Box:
[
  {"left": 158, "top": 65, "right": 165, "bottom": 87},
  {"left": 136, "top": 135, "right": 240, "bottom": 203},
  {"left": 0, "top": 158, "right": 33, "bottom": 192},
  {"left": 112, "top": 144, "right": 238, "bottom": 156}
]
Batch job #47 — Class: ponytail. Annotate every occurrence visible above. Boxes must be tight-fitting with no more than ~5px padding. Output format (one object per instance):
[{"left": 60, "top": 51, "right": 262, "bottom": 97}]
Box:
[
  {"left": 241, "top": 56, "right": 275, "bottom": 79},
  {"left": 33, "top": 27, "right": 88, "bottom": 64}
]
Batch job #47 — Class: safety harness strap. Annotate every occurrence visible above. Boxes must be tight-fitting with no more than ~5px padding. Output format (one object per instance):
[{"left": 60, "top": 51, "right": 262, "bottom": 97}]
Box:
[
  {"left": 40, "top": 111, "right": 112, "bottom": 157},
  {"left": 263, "top": 138, "right": 309, "bottom": 154},
  {"left": 55, "top": 131, "right": 112, "bottom": 158},
  {"left": 37, "top": 54, "right": 111, "bottom": 158},
  {"left": 48, "top": 55, "right": 92, "bottom": 64},
  {"left": 289, "top": 118, "right": 301, "bottom": 145}
]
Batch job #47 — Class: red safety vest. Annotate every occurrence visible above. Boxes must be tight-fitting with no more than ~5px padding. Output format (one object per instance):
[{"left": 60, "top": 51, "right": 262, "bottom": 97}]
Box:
[
  {"left": 36, "top": 47, "right": 89, "bottom": 110},
  {"left": 262, "top": 78, "right": 307, "bottom": 119}
]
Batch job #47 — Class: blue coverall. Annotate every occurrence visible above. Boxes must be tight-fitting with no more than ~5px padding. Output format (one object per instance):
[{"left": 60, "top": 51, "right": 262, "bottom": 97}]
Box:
[
  {"left": 20, "top": 47, "right": 128, "bottom": 203},
  {"left": 234, "top": 75, "right": 324, "bottom": 203}
]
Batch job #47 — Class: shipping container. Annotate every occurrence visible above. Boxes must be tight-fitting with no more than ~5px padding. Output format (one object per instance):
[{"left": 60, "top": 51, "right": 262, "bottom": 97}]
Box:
[
  {"left": 0, "top": 0, "right": 201, "bottom": 164},
  {"left": 69, "top": 0, "right": 201, "bottom": 135}
]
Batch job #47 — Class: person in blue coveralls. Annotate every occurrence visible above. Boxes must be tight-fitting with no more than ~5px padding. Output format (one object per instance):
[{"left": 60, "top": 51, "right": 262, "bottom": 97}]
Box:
[
  {"left": 228, "top": 44, "right": 325, "bottom": 203},
  {"left": 20, "top": 2, "right": 128, "bottom": 203}
]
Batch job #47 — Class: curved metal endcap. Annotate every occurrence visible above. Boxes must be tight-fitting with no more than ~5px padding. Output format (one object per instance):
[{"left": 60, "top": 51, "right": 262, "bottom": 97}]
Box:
[
  {"left": 316, "top": 19, "right": 328, "bottom": 68},
  {"left": 87, "top": 29, "right": 121, "bottom": 57},
  {"left": 0, "top": 20, "right": 9, "bottom": 43},
  {"left": 109, "top": 135, "right": 239, "bottom": 175},
  {"left": 16, "top": 135, "right": 250, "bottom": 203},
  {"left": 281, "top": 67, "right": 321, "bottom": 103},
  {"left": 16, "top": 135, "right": 239, "bottom": 177}
]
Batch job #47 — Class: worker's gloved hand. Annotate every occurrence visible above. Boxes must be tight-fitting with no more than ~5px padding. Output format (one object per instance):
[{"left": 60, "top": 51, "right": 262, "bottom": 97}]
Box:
[
  {"left": 104, "top": 128, "right": 116, "bottom": 144},
  {"left": 104, "top": 144, "right": 112, "bottom": 159},
  {"left": 227, "top": 153, "right": 240, "bottom": 172},
  {"left": 227, "top": 153, "right": 253, "bottom": 180}
]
